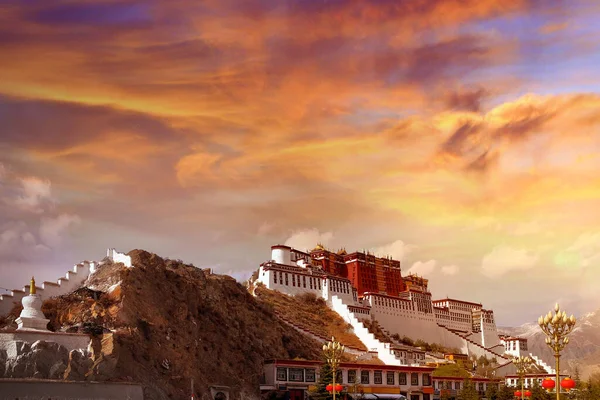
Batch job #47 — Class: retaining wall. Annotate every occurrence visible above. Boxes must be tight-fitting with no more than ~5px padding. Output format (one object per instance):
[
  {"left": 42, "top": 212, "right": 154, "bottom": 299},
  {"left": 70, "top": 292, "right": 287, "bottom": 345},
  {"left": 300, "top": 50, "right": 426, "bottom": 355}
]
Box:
[{"left": 0, "top": 379, "right": 144, "bottom": 400}]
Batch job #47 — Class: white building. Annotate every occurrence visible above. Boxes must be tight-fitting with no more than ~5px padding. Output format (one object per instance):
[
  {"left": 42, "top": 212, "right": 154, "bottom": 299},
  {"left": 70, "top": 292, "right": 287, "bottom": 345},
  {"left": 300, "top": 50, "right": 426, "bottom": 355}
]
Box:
[
  {"left": 499, "top": 335, "right": 528, "bottom": 358},
  {"left": 255, "top": 244, "right": 506, "bottom": 365}
]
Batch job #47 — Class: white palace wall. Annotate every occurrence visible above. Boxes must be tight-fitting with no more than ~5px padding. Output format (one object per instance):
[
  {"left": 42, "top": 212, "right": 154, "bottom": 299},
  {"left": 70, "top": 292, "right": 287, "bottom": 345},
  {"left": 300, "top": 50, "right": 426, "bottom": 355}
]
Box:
[
  {"left": 0, "top": 249, "right": 132, "bottom": 317},
  {"left": 257, "top": 261, "right": 502, "bottom": 361},
  {"left": 256, "top": 244, "right": 506, "bottom": 364},
  {"left": 257, "top": 265, "right": 357, "bottom": 305},
  {"left": 482, "top": 321, "right": 501, "bottom": 348}
]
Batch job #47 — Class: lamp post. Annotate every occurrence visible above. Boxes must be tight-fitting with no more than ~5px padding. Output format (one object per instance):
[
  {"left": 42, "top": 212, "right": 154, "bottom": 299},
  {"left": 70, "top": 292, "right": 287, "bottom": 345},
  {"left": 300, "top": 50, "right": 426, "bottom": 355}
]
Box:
[
  {"left": 538, "top": 303, "right": 577, "bottom": 400},
  {"left": 513, "top": 356, "right": 533, "bottom": 400},
  {"left": 323, "top": 336, "right": 345, "bottom": 400}
]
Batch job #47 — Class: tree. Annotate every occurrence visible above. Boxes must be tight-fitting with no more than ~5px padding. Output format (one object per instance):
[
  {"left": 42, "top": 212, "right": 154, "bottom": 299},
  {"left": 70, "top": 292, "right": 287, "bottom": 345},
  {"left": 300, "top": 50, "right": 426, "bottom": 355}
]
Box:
[
  {"left": 457, "top": 378, "right": 479, "bottom": 400},
  {"left": 311, "top": 362, "right": 333, "bottom": 400},
  {"left": 433, "top": 364, "right": 470, "bottom": 378},
  {"left": 485, "top": 382, "right": 499, "bottom": 400},
  {"left": 497, "top": 385, "right": 516, "bottom": 400},
  {"left": 440, "top": 390, "right": 451, "bottom": 400},
  {"left": 529, "top": 379, "right": 552, "bottom": 400}
]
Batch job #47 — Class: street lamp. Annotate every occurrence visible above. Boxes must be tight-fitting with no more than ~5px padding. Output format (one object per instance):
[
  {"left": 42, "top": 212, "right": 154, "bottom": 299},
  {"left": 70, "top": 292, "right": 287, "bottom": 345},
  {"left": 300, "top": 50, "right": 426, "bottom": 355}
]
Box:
[
  {"left": 538, "top": 303, "right": 577, "bottom": 400},
  {"left": 323, "top": 336, "right": 345, "bottom": 400},
  {"left": 513, "top": 356, "right": 533, "bottom": 400}
]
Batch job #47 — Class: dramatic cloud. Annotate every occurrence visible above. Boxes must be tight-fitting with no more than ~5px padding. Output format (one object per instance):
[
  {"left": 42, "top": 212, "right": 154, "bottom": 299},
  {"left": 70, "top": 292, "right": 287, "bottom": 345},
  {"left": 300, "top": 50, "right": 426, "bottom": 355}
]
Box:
[
  {"left": 0, "top": 221, "right": 51, "bottom": 262},
  {"left": 441, "top": 265, "right": 460, "bottom": 276},
  {"left": 555, "top": 232, "right": 600, "bottom": 269},
  {"left": 284, "top": 229, "right": 334, "bottom": 252},
  {"left": 14, "top": 177, "right": 53, "bottom": 213},
  {"left": 407, "top": 260, "right": 437, "bottom": 277},
  {"left": 0, "top": 0, "right": 599, "bottom": 324},
  {"left": 371, "top": 240, "right": 416, "bottom": 261},
  {"left": 481, "top": 246, "right": 540, "bottom": 278},
  {"left": 39, "top": 214, "right": 82, "bottom": 248}
]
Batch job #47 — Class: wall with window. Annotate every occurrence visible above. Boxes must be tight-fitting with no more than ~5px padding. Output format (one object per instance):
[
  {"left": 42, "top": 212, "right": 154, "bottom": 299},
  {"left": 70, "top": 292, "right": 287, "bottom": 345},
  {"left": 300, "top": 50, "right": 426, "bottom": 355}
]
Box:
[
  {"left": 323, "top": 277, "right": 355, "bottom": 305},
  {"left": 337, "top": 366, "right": 433, "bottom": 392},
  {"left": 257, "top": 266, "right": 324, "bottom": 298},
  {"left": 263, "top": 363, "right": 317, "bottom": 386},
  {"left": 364, "top": 294, "right": 466, "bottom": 351}
]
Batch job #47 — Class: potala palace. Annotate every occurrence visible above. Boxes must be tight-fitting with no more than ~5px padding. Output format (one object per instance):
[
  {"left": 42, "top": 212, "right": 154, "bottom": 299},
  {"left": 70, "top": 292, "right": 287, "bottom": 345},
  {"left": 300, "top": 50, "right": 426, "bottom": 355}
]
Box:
[
  {"left": 254, "top": 244, "right": 555, "bottom": 373},
  {"left": 0, "top": 245, "right": 562, "bottom": 399}
]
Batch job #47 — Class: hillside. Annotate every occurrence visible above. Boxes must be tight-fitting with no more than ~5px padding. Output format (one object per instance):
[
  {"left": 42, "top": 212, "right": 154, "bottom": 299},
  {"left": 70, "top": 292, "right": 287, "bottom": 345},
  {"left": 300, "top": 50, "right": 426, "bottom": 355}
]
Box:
[
  {"left": 254, "top": 285, "right": 367, "bottom": 351},
  {"left": 500, "top": 309, "right": 600, "bottom": 379},
  {"left": 0, "top": 250, "right": 323, "bottom": 399}
]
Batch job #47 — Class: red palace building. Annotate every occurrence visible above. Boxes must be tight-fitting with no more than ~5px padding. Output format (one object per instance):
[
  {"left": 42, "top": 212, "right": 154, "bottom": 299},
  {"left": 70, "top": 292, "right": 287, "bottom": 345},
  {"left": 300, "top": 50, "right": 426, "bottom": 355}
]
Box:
[{"left": 309, "top": 244, "right": 406, "bottom": 297}]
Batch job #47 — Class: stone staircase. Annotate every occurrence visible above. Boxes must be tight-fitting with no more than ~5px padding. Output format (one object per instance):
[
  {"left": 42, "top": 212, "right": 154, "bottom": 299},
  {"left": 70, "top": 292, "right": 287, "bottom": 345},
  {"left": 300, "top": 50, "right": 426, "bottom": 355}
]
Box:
[
  {"left": 529, "top": 353, "right": 556, "bottom": 374},
  {"left": 330, "top": 295, "right": 405, "bottom": 365},
  {"left": 440, "top": 324, "right": 508, "bottom": 361}
]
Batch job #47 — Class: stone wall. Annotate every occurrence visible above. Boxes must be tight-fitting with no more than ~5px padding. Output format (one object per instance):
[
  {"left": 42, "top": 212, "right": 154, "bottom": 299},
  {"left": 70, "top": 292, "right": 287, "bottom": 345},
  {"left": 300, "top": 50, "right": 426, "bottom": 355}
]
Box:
[
  {"left": 0, "top": 249, "right": 132, "bottom": 317},
  {"left": 0, "top": 331, "right": 90, "bottom": 359},
  {"left": 106, "top": 248, "right": 132, "bottom": 268},
  {"left": 0, "top": 379, "right": 143, "bottom": 400}
]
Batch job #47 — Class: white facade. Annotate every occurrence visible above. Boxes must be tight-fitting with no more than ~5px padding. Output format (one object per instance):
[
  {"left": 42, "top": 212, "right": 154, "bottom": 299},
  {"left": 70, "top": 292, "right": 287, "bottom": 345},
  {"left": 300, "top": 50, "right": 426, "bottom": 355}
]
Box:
[
  {"left": 500, "top": 335, "right": 528, "bottom": 358},
  {"left": 255, "top": 244, "right": 507, "bottom": 365},
  {"left": 16, "top": 293, "right": 49, "bottom": 332}
]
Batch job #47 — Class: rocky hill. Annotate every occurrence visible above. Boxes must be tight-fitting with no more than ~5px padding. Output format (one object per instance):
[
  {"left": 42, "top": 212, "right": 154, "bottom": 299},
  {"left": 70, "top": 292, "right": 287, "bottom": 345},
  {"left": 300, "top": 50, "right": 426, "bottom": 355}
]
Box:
[
  {"left": 0, "top": 250, "right": 323, "bottom": 399},
  {"left": 499, "top": 309, "right": 600, "bottom": 379}
]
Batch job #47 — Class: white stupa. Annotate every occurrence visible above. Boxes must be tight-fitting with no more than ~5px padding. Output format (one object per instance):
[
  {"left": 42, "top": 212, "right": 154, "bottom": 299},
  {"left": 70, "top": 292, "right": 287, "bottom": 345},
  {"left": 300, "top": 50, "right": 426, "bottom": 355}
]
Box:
[{"left": 15, "top": 276, "right": 50, "bottom": 331}]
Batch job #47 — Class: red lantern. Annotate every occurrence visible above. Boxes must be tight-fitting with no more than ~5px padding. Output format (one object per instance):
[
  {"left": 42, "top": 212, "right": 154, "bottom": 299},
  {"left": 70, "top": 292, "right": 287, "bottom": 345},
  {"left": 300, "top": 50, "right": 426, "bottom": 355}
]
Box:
[
  {"left": 542, "top": 378, "right": 555, "bottom": 391},
  {"left": 561, "top": 377, "right": 576, "bottom": 391},
  {"left": 514, "top": 390, "right": 522, "bottom": 397},
  {"left": 335, "top": 384, "right": 343, "bottom": 392},
  {"left": 524, "top": 390, "right": 532, "bottom": 397},
  {"left": 326, "top": 384, "right": 333, "bottom": 392}
]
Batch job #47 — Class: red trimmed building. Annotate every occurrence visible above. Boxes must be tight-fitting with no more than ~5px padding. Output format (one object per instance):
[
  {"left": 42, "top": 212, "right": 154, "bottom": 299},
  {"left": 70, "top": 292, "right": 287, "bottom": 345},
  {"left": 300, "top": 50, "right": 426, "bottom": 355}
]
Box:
[{"left": 260, "top": 359, "right": 501, "bottom": 400}]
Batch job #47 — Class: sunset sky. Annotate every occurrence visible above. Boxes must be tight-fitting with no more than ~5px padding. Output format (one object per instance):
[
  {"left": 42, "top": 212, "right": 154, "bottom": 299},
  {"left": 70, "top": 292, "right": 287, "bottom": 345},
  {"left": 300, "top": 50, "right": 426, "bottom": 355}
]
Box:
[{"left": 1, "top": 0, "right": 600, "bottom": 326}]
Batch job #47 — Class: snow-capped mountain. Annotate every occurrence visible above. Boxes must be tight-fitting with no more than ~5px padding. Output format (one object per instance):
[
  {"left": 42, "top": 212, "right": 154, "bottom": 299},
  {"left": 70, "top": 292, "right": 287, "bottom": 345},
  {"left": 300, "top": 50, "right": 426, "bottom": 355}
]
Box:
[{"left": 499, "top": 309, "right": 600, "bottom": 378}]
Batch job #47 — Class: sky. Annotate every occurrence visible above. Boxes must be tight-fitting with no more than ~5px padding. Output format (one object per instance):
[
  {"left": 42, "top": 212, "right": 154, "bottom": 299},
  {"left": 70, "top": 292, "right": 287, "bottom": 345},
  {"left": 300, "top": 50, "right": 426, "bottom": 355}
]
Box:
[{"left": 1, "top": 0, "right": 600, "bottom": 326}]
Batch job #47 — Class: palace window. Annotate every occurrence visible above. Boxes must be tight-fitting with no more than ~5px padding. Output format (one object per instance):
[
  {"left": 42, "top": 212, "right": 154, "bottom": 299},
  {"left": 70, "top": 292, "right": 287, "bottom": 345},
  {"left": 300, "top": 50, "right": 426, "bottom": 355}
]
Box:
[
  {"left": 348, "top": 370, "right": 357, "bottom": 383},
  {"left": 423, "top": 374, "right": 431, "bottom": 386},
  {"left": 310, "top": 278, "right": 313, "bottom": 289},
  {"left": 289, "top": 368, "right": 304, "bottom": 382},
  {"left": 411, "top": 373, "right": 419, "bottom": 385},
  {"left": 305, "top": 369, "right": 316, "bottom": 382},
  {"left": 361, "top": 370, "right": 370, "bottom": 384},
  {"left": 336, "top": 370, "right": 343, "bottom": 383},
  {"left": 277, "top": 368, "right": 287, "bottom": 381},
  {"left": 292, "top": 275, "right": 295, "bottom": 286},
  {"left": 399, "top": 373, "right": 407, "bottom": 385},
  {"left": 303, "top": 276, "right": 306, "bottom": 288},
  {"left": 285, "top": 273, "right": 289, "bottom": 285},
  {"left": 374, "top": 370, "right": 382, "bottom": 384},
  {"left": 387, "top": 372, "right": 395, "bottom": 385},
  {"left": 274, "top": 273, "right": 277, "bottom": 284},
  {"left": 454, "top": 381, "right": 460, "bottom": 390}
]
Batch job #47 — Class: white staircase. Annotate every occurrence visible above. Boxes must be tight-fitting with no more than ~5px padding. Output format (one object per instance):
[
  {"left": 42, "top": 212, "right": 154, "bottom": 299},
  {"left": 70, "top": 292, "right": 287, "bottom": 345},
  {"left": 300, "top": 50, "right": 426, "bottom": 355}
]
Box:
[
  {"left": 529, "top": 353, "right": 555, "bottom": 374},
  {"left": 330, "top": 295, "right": 403, "bottom": 365}
]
